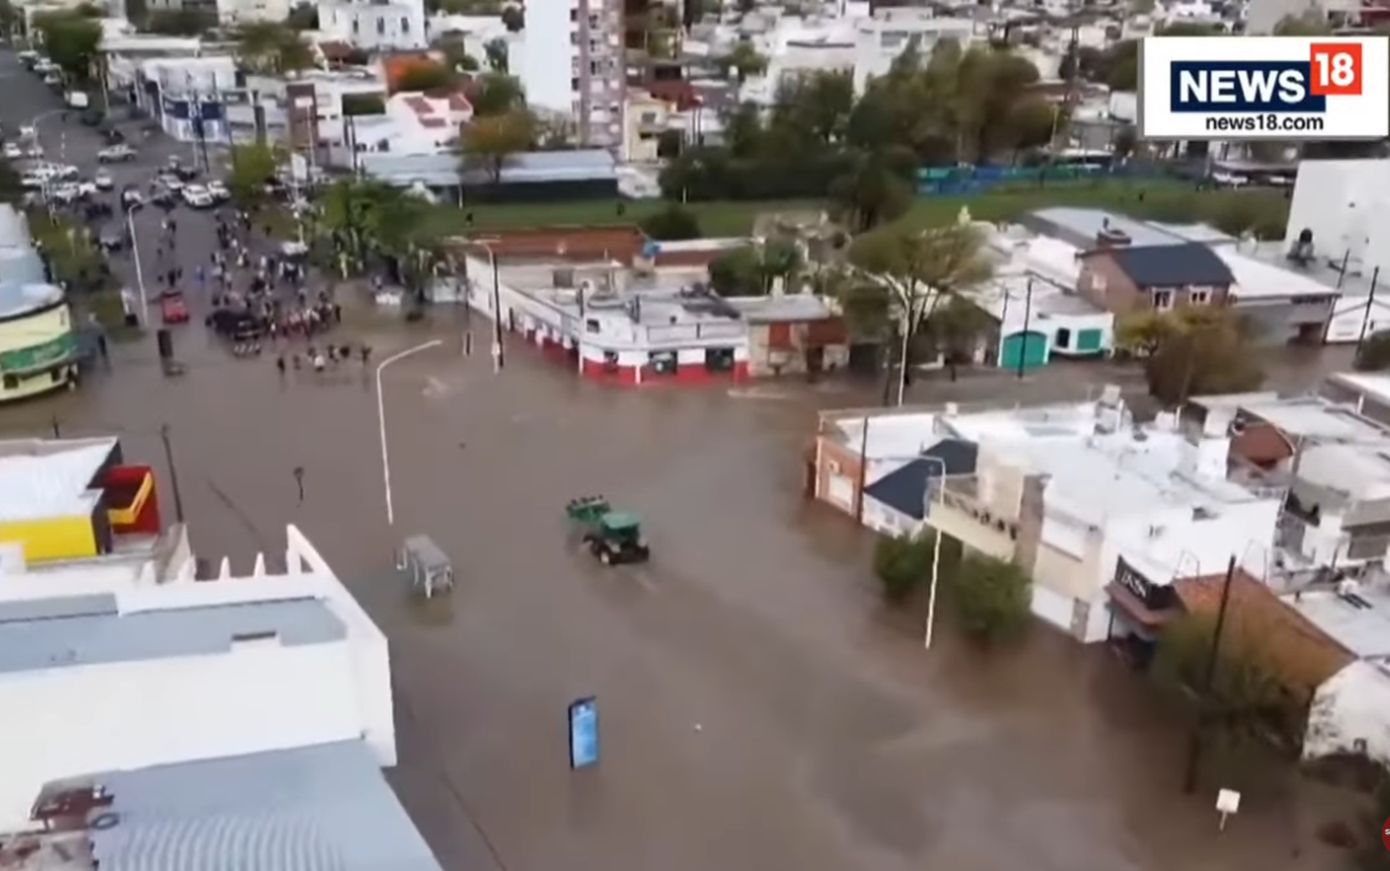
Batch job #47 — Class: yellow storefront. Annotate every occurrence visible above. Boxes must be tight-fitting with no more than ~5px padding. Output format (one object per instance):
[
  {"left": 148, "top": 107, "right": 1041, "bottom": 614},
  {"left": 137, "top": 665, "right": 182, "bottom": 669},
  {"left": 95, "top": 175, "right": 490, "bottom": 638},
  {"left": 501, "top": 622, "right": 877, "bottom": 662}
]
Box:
[{"left": 0, "top": 285, "right": 78, "bottom": 403}]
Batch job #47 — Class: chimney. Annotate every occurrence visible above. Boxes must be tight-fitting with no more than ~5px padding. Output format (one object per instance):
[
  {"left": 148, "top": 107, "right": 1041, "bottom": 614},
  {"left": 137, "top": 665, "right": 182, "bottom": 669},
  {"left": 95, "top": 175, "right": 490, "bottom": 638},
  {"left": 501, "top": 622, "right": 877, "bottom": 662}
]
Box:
[{"left": 1095, "top": 217, "right": 1132, "bottom": 250}]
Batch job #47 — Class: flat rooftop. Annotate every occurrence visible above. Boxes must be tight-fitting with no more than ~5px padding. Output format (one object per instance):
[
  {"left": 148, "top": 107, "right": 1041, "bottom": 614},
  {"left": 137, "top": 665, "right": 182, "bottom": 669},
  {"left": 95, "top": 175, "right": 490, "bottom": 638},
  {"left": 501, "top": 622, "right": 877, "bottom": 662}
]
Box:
[
  {"left": 84, "top": 741, "right": 441, "bottom": 871},
  {"left": 1327, "top": 371, "right": 1390, "bottom": 404},
  {"left": 0, "top": 438, "right": 117, "bottom": 524},
  {"left": 0, "top": 596, "right": 346, "bottom": 673},
  {"left": 1288, "top": 588, "right": 1390, "bottom": 660},
  {"left": 1238, "top": 396, "right": 1390, "bottom": 443}
]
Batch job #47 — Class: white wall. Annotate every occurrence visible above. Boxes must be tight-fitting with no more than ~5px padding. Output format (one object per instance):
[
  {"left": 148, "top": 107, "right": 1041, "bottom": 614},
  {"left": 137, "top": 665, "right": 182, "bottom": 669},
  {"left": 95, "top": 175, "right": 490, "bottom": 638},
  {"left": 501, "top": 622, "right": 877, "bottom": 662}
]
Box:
[
  {"left": 320, "top": 0, "right": 427, "bottom": 49},
  {"left": 0, "top": 639, "right": 365, "bottom": 831},
  {"left": 1304, "top": 661, "right": 1390, "bottom": 768},
  {"left": 1286, "top": 160, "right": 1390, "bottom": 280},
  {"left": 521, "top": 0, "right": 574, "bottom": 115},
  {"left": 1326, "top": 295, "right": 1390, "bottom": 344},
  {"left": 217, "top": 0, "right": 290, "bottom": 25}
]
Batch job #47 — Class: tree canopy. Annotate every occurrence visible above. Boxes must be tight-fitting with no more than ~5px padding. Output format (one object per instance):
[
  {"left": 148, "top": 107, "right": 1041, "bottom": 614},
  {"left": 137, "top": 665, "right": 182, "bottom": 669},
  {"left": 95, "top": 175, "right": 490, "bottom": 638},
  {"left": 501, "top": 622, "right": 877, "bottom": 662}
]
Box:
[
  {"left": 946, "top": 554, "right": 1032, "bottom": 643},
  {"left": 33, "top": 11, "right": 102, "bottom": 81},
  {"left": 469, "top": 73, "right": 525, "bottom": 116},
  {"left": 285, "top": 2, "right": 318, "bottom": 29},
  {"left": 1116, "top": 306, "right": 1265, "bottom": 405},
  {"left": 227, "top": 143, "right": 281, "bottom": 209},
  {"left": 639, "top": 204, "right": 702, "bottom": 241},
  {"left": 462, "top": 110, "right": 534, "bottom": 182},
  {"left": 395, "top": 61, "right": 453, "bottom": 93},
  {"left": 235, "top": 22, "right": 315, "bottom": 75},
  {"left": 142, "top": 8, "right": 216, "bottom": 35}
]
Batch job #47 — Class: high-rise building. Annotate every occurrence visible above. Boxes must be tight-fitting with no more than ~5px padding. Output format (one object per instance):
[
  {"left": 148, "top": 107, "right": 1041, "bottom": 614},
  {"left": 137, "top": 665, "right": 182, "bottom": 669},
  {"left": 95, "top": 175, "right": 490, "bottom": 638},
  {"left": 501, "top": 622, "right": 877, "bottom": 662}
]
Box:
[{"left": 521, "top": 0, "right": 625, "bottom": 150}]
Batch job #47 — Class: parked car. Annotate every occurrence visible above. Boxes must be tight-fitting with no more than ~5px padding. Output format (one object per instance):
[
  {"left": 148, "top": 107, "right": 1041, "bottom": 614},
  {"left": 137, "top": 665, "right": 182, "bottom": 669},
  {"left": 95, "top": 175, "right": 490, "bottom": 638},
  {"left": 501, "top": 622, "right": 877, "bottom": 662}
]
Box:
[
  {"left": 19, "top": 172, "right": 44, "bottom": 190},
  {"left": 158, "top": 173, "right": 184, "bottom": 192},
  {"left": 97, "top": 144, "right": 135, "bottom": 163},
  {"left": 173, "top": 165, "right": 199, "bottom": 182},
  {"left": 24, "top": 144, "right": 43, "bottom": 158},
  {"left": 181, "top": 184, "right": 214, "bottom": 208},
  {"left": 3, "top": 142, "right": 21, "bottom": 160},
  {"left": 50, "top": 182, "right": 81, "bottom": 204},
  {"left": 94, "top": 171, "right": 114, "bottom": 191},
  {"left": 80, "top": 108, "right": 103, "bottom": 127},
  {"left": 98, "top": 229, "right": 124, "bottom": 253},
  {"left": 43, "top": 72, "right": 62, "bottom": 87},
  {"left": 206, "top": 180, "right": 230, "bottom": 201},
  {"left": 160, "top": 290, "right": 189, "bottom": 324},
  {"left": 150, "top": 188, "right": 178, "bottom": 209},
  {"left": 75, "top": 181, "right": 97, "bottom": 198},
  {"left": 101, "top": 127, "right": 125, "bottom": 144}
]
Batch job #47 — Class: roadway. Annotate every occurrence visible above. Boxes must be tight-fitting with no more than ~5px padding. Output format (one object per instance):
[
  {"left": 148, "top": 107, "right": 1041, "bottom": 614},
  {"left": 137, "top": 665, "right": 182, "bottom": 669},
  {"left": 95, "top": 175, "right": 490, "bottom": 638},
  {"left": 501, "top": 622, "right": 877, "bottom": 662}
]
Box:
[{"left": 0, "top": 49, "right": 1350, "bottom": 871}]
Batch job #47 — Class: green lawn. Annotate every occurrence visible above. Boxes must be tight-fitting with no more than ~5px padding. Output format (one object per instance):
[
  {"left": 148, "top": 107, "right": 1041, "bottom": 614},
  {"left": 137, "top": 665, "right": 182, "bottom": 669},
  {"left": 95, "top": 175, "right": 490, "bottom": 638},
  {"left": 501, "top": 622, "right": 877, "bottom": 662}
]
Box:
[{"left": 409, "top": 179, "right": 1287, "bottom": 241}]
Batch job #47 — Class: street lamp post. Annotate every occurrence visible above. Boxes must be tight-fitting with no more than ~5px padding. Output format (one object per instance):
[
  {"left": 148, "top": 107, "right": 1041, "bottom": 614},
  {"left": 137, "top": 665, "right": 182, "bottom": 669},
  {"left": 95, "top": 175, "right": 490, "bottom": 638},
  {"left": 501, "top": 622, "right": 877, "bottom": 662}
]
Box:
[
  {"left": 467, "top": 238, "right": 505, "bottom": 374},
  {"left": 126, "top": 203, "right": 149, "bottom": 326},
  {"left": 921, "top": 455, "right": 949, "bottom": 650},
  {"left": 376, "top": 339, "right": 443, "bottom": 525}
]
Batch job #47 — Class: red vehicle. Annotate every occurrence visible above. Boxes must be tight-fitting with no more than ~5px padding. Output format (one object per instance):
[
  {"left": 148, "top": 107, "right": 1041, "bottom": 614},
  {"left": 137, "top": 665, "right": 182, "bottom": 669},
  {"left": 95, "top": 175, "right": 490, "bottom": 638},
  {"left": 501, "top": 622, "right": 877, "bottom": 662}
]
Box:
[{"left": 160, "top": 290, "right": 189, "bottom": 324}]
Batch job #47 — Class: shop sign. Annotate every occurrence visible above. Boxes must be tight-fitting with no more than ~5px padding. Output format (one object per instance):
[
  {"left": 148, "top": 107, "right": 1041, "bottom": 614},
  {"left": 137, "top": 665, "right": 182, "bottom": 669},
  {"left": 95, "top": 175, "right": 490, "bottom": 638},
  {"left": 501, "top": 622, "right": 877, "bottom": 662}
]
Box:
[{"left": 0, "top": 333, "right": 75, "bottom": 373}]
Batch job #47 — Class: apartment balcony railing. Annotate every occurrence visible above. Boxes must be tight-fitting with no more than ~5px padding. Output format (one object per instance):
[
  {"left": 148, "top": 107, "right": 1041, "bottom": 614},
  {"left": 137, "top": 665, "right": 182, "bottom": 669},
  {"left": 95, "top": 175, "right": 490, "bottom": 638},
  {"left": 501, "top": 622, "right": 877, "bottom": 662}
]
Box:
[{"left": 929, "top": 476, "right": 1019, "bottom": 561}]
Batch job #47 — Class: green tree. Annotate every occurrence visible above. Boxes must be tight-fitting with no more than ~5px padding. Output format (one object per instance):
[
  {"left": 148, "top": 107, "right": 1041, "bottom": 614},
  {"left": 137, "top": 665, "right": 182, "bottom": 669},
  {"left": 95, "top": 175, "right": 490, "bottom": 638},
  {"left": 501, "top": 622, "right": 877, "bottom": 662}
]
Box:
[
  {"left": 1098, "top": 40, "right": 1139, "bottom": 91},
  {"left": 319, "top": 179, "right": 429, "bottom": 262},
  {"left": 828, "top": 146, "right": 914, "bottom": 232},
  {"left": 927, "top": 293, "right": 992, "bottom": 380},
  {"left": 849, "top": 222, "right": 993, "bottom": 399},
  {"left": 725, "top": 40, "right": 767, "bottom": 84},
  {"left": 285, "top": 1, "right": 318, "bottom": 29},
  {"left": 462, "top": 109, "right": 534, "bottom": 182},
  {"left": 873, "top": 532, "right": 934, "bottom": 603},
  {"left": 640, "top": 204, "right": 702, "bottom": 241},
  {"left": 0, "top": 158, "right": 22, "bottom": 204},
  {"left": 947, "top": 554, "right": 1031, "bottom": 643},
  {"left": 236, "top": 22, "right": 314, "bottom": 74},
  {"left": 470, "top": 73, "right": 525, "bottom": 116},
  {"left": 33, "top": 11, "right": 102, "bottom": 81},
  {"left": 1273, "top": 11, "right": 1332, "bottom": 34},
  {"left": 396, "top": 61, "right": 453, "bottom": 92},
  {"left": 227, "top": 143, "right": 280, "bottom": 209},
  {"left": 0, "top": 0, "right": 17, "bottom": 37},
  {"left": 501, "top": 5, "right": 523, "bottom": 30},
  {"left": 1355, "top": 330, "right": 1390, "bottom": 371},
  {"left": 143, "top": 8, "right": 215, "bottom": 34},
  {"left": 769, "top": 70, "right": 853, "bottom": 145},
  {"left": 1004, "top": 97, "right": 1060, "bottom": 155},
  {"left": 484, "top": 36, "right": 509, "bottom": 73},
  {"left": 708, "top": 246, "right": 763, "bottom": 295},
  {"left": 1117, "top": 307, "right": 1265, "bottom": 405}
]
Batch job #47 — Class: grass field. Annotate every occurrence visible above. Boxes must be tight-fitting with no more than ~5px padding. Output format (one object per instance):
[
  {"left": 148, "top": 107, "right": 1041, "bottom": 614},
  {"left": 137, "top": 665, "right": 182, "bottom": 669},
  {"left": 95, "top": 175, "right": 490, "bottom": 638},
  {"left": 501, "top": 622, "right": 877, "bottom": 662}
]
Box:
[{"left": 418, "top": 178, "right": 1289, "bottom": 241}]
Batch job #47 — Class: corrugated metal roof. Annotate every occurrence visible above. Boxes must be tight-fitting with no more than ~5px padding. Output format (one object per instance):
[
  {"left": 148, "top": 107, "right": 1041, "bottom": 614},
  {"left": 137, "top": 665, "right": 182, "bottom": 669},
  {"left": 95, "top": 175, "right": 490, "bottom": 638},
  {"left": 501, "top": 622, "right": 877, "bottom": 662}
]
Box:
[
  {"left": 360, "top": 149, "right": 617, "bottom": 188},
  {"left": 88, "top": 741, "right": 442, "bottom": 871},
  {"left": 0, "top": 598, "right": 346, "bottom": 673}
]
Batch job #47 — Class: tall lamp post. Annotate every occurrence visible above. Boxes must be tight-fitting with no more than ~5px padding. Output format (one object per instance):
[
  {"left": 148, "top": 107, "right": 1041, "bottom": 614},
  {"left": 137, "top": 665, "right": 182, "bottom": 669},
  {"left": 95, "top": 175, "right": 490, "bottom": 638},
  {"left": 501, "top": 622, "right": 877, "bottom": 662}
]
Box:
[
  {"left": 376, "top": 339, "right": 443, "bottom": 525},
  {"left": 125, "top": 202, "right": 149, "bottom": 326},
  {"left": 468, "top": 237, "right": 505, "bottom": 374},
  {"left": 920, "top": 455, "right": 949, "bottom": 650}
]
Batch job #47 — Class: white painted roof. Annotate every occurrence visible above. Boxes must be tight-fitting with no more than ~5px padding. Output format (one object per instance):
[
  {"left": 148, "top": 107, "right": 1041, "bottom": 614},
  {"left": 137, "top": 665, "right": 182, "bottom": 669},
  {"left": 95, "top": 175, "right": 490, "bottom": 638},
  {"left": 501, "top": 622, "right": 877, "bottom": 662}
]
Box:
[
  {"left": 1327, "top": 371, "right": 1390, "bottom": 404},
  {"left": 1288, "top": 588, "right": 1390, "bottom": 660},
  {"left": 1220, "top": 249, "right": 1341, "bottom": 301},
  {"left": 835, "top": 413, "right": 941, "bottom": 460},
  {"left": 1294, "top": 443, "right": 1390, "bottom": 501},
  {"left": 0, "top": 439, "right": 117, "bottom": 523}
]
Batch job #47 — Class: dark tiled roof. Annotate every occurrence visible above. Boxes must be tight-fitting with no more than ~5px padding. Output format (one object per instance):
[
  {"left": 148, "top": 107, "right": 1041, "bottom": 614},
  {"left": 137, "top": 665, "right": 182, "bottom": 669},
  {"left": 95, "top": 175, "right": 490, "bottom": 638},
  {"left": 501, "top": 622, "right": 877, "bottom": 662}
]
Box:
[
  {"left": 863, "top": 439, "right": 978, "bottom": 520},
  {"left": 1090, "top": 242, "right": 1234, "bottom": 288}
]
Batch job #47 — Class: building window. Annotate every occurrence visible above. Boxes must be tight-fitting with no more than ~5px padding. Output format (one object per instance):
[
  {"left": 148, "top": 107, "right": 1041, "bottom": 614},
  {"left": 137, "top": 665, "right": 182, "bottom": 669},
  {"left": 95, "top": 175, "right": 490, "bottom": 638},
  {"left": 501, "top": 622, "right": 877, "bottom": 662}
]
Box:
[
  {"left": 586, "top": 318, "right": 600, "bottom": 333},
  {"left": 352, "top": 16, "right": 359, "bottom": 33},
  {"left": 641, "top": 111, "right": 657, "bottom": 123},
  {"left": 590, "top": 60, "right": 599, "bottom": 74},
  {"left": 401, "top": 16, "right": 408, "bottom": 32},
  {"left": 1188, "top": 288, "right": 1210, "bottom": 305},
  {"left": 376, "top": 17, "right": 384, "bottom": 34},
  {"left": 571, "top": 77, "right": 580, "bottom": 91},
  {"left": 1153, "top": 289, "right": 1174, "bottom": 310},
  {"left": 1, "top": 374, "right": 17, "bottom": 390},
  {"left": 570, "top": 31, "right": 578, "bottom": 44},
  {"left": 570, "top": 8, "right": 577, "bottom": 20},
  {"left": 1055, "top": 327, "right": 1071, "bottom": 349}
]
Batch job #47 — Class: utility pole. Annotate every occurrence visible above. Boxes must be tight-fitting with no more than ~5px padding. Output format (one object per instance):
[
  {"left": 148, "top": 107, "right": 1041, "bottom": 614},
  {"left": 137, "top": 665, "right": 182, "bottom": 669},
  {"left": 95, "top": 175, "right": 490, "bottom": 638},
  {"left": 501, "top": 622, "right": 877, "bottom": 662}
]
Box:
[
  {"left": 491, "top": 248, "right": 505, "bottom": 372},
  {"left": 50, "top": 416, "right": 60, "bottom": 438},
  {"left": 1016, "top": 276, "right": 1034, "bottom": 379},
  {"left": 160, "top": 423, "right": 186, "bottom": 524},
  {"left": 1182, "top": 555, "right": 1237, "bottom": 794},
  {"left": 1355, "top": 266, "right": 1380, "bottom": 357},
  {"left": 854, "top": 413, "right": 871, "bottom": 523}
]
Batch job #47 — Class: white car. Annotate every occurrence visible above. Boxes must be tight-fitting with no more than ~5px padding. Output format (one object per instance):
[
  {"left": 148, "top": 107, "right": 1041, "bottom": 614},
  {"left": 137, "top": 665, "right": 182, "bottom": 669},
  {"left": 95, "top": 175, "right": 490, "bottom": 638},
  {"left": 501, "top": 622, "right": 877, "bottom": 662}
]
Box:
[
  {"left": 18, "top": 125, "right": 37, "bottom": 140},
  {"left": 24, "top": 144, "right": 44, "bottom": 158},
  {"left": 54, "top": 164, "right": 79, "bottom": 180},
  {"left": 76, "top": 181, "right": 97, "bottom": 198},
  {"left": 50, "top": 183, "right": 80, "bottom": 204},
  {"left": 19, "top": 172, "right": 45, "bottom": 190},
  {"left": 2, "top": 143, "right": 20, "bottom": 160},
  {"left": 181, "top": 184, "right": 214, "bottom": 208},
  {"left": 43, "top": 72, "right": 61, "bottom": 86},
  {"left": 206, "top": 180, "right": 230, "bottom": 201},
  {"left": 158, "top": 173, "right": 183, "bottom": 191},
  {"left": 98, "top": 145, "right": 136, "bottom": 163},
  {"left": 94, "top": 171, "right": 114, "bottom": 191}
]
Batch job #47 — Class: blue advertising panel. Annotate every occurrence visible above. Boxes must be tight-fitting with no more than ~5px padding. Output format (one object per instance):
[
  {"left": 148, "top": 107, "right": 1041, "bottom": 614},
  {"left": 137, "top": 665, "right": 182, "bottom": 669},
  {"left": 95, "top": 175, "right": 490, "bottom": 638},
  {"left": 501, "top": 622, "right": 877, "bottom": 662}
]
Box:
[{"left": 568, "top": 696, "right": 599, "bottom": 769}]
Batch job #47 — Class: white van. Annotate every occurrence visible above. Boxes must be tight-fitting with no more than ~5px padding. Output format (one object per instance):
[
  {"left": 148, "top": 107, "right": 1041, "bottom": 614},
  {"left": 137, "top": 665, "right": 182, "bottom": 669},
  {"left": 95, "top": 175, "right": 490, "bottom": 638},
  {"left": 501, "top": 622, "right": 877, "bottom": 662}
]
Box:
[{"left": 65, "top": 91, "right": 89, "bottom": 109}]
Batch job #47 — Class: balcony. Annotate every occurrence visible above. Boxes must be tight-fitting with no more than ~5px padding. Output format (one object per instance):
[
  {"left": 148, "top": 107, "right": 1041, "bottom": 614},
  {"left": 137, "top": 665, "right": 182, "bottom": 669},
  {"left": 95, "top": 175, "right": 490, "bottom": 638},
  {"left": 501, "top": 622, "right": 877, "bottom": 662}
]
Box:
[{"left": 928, "top": 477, "right": 1019, "bottom": 562}]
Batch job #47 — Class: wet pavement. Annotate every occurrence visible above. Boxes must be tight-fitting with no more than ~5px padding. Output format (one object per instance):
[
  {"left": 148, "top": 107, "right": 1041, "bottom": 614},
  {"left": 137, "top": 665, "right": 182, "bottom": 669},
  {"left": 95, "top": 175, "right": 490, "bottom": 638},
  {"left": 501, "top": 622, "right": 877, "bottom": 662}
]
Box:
[{"left": 0, "top": 51, "right": 1358, "bottom": 871}]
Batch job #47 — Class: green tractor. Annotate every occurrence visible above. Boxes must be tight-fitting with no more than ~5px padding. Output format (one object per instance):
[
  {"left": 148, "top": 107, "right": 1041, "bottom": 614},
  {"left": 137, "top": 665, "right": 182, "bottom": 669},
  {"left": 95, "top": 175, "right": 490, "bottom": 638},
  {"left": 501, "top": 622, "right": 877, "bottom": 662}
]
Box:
[{"left": 565, "top": 496, "right": 651, "bottom": 565}]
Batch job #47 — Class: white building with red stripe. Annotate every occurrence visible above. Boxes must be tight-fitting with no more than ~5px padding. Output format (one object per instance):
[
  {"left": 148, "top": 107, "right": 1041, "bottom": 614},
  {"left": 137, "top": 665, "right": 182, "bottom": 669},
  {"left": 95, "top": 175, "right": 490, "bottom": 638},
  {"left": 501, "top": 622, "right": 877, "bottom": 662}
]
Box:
[{"left": 456, "top": 255, "right": 751, "bottom": 385}]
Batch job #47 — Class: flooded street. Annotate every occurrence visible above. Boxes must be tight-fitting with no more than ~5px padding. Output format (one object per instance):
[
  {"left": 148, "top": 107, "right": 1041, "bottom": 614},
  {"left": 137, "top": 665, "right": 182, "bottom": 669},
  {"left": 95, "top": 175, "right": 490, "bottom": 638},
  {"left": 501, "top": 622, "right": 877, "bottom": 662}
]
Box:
[
  {"left": 0, "top": 326, "right": 1334, "bottom": 871},
  {"left": 0, "top": 50, "right": 1347, "bottom": 871}
]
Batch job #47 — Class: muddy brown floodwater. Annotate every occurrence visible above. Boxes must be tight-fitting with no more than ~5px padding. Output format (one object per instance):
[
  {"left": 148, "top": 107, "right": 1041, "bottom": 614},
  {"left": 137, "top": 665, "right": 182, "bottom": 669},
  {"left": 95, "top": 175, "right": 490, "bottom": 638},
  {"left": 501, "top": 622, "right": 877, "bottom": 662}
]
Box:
[{"left": 0, "top": 313, "right": 1344, "bottom": 871}]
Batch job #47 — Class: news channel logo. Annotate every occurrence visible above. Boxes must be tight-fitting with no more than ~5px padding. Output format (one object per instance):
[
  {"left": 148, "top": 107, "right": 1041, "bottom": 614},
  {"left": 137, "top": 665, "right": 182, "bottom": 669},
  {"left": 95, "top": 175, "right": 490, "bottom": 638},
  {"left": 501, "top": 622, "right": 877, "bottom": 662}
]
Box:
[{"left": 1139, "top": 36, "right": 1389, "bottom": 140}]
